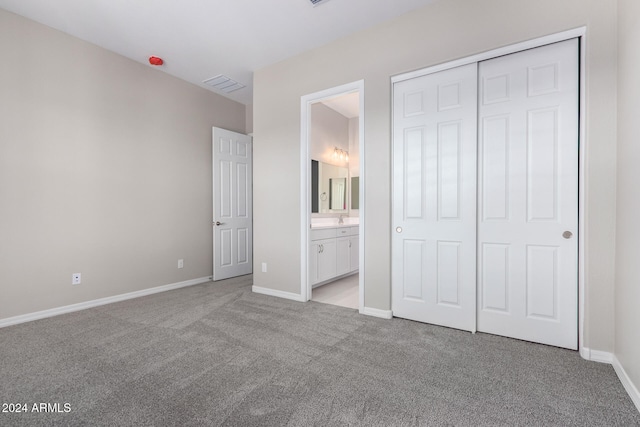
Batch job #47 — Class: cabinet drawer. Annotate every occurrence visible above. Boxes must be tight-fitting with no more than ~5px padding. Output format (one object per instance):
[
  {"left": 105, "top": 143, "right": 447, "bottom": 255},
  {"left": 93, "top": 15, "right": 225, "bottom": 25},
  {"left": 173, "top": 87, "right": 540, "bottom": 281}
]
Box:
[
  {"left": 336, "top": 227, "right": 351, "bottom": 237},
  {"left": 335, "top": 226, "right": 359, "bottom": 237},
  {"left": 310, "top": 228, "right": 336, "bottom": 241}
]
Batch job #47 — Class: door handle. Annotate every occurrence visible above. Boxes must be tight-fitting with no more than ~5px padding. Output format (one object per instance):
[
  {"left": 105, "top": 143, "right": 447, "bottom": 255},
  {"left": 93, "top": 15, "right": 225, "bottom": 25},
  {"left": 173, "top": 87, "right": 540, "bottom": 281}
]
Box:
[
  {"left": 563, "top": 231, "right": 573, "bottom": 239},
  {"left": 214, "top": 221, "right": 223, "bottom": 226}
]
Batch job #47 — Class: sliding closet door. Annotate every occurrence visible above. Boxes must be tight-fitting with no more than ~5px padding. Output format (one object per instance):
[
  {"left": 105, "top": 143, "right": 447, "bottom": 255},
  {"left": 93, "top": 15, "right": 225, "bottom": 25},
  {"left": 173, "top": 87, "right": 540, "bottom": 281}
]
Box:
[
  {"left": 477, "top": 39, "right": 579, "bottom": 349},
  {"left": 392, "top": 64, "right": 478, "bottom": 332}
]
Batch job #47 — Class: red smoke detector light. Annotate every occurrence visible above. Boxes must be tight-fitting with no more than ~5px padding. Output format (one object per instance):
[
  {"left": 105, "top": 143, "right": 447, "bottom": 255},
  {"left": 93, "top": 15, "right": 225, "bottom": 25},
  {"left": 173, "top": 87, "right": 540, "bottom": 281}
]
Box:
[{"left": 149, "top": 56, "right": 164, "bottom": 66}]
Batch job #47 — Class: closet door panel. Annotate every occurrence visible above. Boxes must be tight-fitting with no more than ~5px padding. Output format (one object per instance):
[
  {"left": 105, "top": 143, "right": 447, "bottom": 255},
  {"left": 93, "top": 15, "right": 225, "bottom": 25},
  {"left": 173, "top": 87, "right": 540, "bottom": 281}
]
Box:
[
  {"left": 477, "top": 39, "right": 579, "bottom": 350},
  {"left": 392, "top": 63, "right": 477, "bottom": 332}
]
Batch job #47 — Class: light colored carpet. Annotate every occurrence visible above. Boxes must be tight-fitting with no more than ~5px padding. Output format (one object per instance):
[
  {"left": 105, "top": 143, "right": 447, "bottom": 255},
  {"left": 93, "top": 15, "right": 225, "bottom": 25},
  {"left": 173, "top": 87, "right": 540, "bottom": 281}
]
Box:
[{"left": 1, "top": 274, "right": 638, "bottom": 426}]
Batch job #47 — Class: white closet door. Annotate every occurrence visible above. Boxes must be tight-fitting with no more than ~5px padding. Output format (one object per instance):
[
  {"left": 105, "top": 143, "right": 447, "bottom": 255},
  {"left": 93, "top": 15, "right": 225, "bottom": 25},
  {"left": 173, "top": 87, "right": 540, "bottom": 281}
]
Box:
[
  {"left": 392, "top": 64, "right": 478, "bottom": 332},
  {"left": 477, "top": 39, "right": 579, "bottom": 349}
]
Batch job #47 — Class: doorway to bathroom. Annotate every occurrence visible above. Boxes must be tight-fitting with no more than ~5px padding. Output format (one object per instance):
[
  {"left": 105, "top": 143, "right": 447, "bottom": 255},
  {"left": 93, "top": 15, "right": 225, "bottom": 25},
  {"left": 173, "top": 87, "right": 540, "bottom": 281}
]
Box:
[{"left": 300, "top": 81, "right": 364, "bottom": 311}]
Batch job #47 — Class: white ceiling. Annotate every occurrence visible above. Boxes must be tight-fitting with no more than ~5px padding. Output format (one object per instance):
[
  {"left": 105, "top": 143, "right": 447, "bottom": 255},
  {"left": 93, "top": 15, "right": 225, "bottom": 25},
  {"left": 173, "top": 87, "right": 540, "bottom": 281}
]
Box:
[
  {"left": 322, "top": 92, "right": 360, "bottom": 119},
  {"left": 0, "top": 0, "right": 441, "bottom": 105}
]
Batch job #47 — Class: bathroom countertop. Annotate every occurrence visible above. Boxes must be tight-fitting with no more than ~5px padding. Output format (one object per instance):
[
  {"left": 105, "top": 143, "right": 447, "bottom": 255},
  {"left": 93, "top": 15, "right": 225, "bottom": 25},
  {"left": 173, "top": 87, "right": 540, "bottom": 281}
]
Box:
[{"left": 310, "top": 220, "right": 359, "bottom": 229}]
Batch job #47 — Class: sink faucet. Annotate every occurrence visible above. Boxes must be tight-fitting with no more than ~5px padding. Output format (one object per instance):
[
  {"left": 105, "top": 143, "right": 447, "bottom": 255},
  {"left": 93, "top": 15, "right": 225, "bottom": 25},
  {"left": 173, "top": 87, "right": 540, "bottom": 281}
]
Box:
[{"left": 338, "top": 214, "right": 344, "bottom": 225}]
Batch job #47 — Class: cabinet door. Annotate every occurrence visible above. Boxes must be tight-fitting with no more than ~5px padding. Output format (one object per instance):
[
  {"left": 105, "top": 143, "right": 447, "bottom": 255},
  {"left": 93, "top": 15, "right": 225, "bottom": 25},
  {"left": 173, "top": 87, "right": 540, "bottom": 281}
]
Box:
[
  {"left": 336, "top": 237, "right": 350, "bottom": 276},
  {"left": 309, "top": 241, "right": 320, "bottom": 285},
  {"left": 317, "top": 238, "right": 337, "bottom": 283},
  {"left": 349, "top": 235, "right": 359, "bottom": 272}
]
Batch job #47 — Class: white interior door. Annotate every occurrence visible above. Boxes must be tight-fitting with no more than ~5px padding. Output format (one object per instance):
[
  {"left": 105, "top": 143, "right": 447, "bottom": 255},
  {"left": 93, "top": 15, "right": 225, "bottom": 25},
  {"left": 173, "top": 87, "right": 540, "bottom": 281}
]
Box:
[
  {"left": 212, "top": 127, "right": 253, "bottom": 281},
  {"left": 392, "top": 63, "right": 478, "bottom": 332},
  {"left": 477, "top": 39, "right": 579, "bottom": 349},
  {"left": 391, "top": 39, "right": 579, "bottom": 349}
]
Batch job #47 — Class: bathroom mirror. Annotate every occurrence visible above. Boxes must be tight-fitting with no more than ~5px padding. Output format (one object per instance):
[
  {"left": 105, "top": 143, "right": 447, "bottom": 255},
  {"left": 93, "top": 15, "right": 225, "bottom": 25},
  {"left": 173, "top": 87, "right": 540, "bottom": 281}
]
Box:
[
  {"left": 330, "top": 178, "right": 346, "bottom": 210},
  {"left": 311, "top": 160, "right": 348, "bottom": 214}
]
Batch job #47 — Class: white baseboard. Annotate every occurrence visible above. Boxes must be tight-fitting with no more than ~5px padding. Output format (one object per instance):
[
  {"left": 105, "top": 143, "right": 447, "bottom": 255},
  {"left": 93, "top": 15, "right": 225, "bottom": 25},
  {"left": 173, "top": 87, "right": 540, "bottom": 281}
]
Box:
[
  {"left": 0, "top": 276, "right": 212, "bottom": 328},
  {"left": 579, "top": 346, "right": 590, "bottom": 360},
  {"left": 251, "top": 286, "right": 306, "bottom": 302},
  {"left": 581, "top": 347, "right": 614, "bottom": 364},
  {"left": 359, "top": 306, "right": 393, "bottom": 319},
  {"left": 612, "top": 355, "right": 640, "bottom": 413},
  {"left": 580, "top": 347, "right": 639, "bottom": 412}
]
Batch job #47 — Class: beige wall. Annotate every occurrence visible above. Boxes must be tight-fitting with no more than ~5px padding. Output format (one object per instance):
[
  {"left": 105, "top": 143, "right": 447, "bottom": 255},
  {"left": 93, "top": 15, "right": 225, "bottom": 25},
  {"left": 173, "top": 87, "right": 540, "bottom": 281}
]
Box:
[
  {"left": 310, "top": 103, "right": 349, "bottom": 165},
  {"left": 616, "top": 0, "right": 640, "bottom": 397},
  {"left": 0, "top": 9, "right": 245, "bottom": 320},
  {"left": 246, "top": 104, "right": 254, "bottom": 135},
  {"left": 253, "top": 0, "right": 618, "bottom": 352}
]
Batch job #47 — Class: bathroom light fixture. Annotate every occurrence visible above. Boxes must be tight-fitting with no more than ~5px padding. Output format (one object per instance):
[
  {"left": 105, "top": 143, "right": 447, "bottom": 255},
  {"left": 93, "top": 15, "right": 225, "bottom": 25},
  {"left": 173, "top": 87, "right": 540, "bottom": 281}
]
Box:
[{"left": 333, "top": 147, "right": 349, "bottom": 162}]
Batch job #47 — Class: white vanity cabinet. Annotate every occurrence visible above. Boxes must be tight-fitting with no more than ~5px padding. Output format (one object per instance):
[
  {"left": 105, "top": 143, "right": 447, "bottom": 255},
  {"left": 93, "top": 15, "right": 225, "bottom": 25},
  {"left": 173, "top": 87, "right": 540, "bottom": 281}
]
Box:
[
  {"left": 310, "top": 226, "right": 358, "bottom": 286},
  {"left": 349, "top": 233, "right": 359, "bottom": 272},
  {"left": 309, "top": 228, "right": 337, "bottom": 285},
  {"left": 336, "top": 226, "right": 358, "bottom": 276},
  {"left": 336, "top": 237, "right": 350, "bottom": 276}
]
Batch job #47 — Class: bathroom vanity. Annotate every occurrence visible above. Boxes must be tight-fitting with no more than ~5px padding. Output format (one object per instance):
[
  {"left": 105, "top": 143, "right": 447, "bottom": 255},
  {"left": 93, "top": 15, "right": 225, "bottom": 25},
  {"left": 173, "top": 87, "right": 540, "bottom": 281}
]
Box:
[{"left": 309, "top": 224, "right": 359, "bottom": 286}]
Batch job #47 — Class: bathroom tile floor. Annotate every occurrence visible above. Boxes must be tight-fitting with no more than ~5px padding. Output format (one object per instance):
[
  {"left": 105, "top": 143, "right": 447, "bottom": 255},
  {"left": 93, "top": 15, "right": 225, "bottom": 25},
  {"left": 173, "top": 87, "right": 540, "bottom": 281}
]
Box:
[{"left": 311, "top": 274, "right": 359, "bottom": 309}]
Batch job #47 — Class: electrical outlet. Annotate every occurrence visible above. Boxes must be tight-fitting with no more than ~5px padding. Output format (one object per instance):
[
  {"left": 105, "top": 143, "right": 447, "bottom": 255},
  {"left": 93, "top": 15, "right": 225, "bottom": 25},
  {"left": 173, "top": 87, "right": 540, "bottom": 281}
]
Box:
[
  {"left": 178, "top": 259, "right": 184, "bottom": 269},
  {"left": 262, "top": 262, "right": 267, "bottom": 273},
  {"left": 72, "top": 273, "right": 81, "bottom": 285}
]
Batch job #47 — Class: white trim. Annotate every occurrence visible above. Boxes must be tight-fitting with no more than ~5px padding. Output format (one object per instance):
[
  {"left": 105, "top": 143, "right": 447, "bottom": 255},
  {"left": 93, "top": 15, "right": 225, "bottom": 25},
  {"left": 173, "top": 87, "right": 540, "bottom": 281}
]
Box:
[
  {"left": 312, "top": 271, "right": 357, "bottom": 288},
  {"left": 300, "top": 80, "right": 365, "bottom": 311},
  {"left": 392, "top": 28, "right": 587, "bottom": 351},
  {"left": 0, "top": 276, "right": 212, "bottom": 328},
  {"left": 300, "top": 94, "right": 310, "bottom": 302},
  {"left": 579, "top": 349, "right": 640, "bottom": 411},
  {"left": 357, "top": 88, "right": 366, "bottom": 312},
  {"left": 613, "top": 355, "right": 640, "bottom": 413},
  {"left": 579, "top": 346, "right": 591, "bottom": 360},
  {"left": 577, "top": 29, "right": 588, "bottom": 359},
  {"left": 581, "top": 347, "right": 614, "bottom": 364},
  {"left": 360, "top": 306, "right": 393, "bottom": 319},
  {"left": 392, "top": 27, "right": 587, "bottom": 83},
  {"left": 252, "top": 286, "right": 306, "bottom": 302}
]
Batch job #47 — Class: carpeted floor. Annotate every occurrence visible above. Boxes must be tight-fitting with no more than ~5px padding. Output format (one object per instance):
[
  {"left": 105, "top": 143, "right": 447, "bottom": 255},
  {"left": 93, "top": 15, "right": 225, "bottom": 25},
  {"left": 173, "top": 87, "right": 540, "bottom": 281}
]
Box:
[{"left": 1, "top": 275, "right": 638, "bottom": 426}]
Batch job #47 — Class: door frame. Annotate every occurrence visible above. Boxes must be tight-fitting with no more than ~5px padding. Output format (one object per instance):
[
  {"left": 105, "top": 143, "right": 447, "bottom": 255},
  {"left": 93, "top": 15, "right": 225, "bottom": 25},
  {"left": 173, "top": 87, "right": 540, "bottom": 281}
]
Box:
[
  {"left": 391, "top": 27, "right": 587, "bottom": 353},
  {"left": 300, "top": 80, "right": 365, "bottom": 310}
]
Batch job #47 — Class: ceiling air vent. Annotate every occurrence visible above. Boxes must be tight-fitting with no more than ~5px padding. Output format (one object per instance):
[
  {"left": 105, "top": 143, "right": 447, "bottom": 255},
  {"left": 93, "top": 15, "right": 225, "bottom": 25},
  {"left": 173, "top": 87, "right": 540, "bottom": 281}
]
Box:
[
  {"left": 309, "top": 0, "right": 331, "bottom": 6},
  {"left": 203, "top": 74, "right": 245, "bottom": 93}
]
